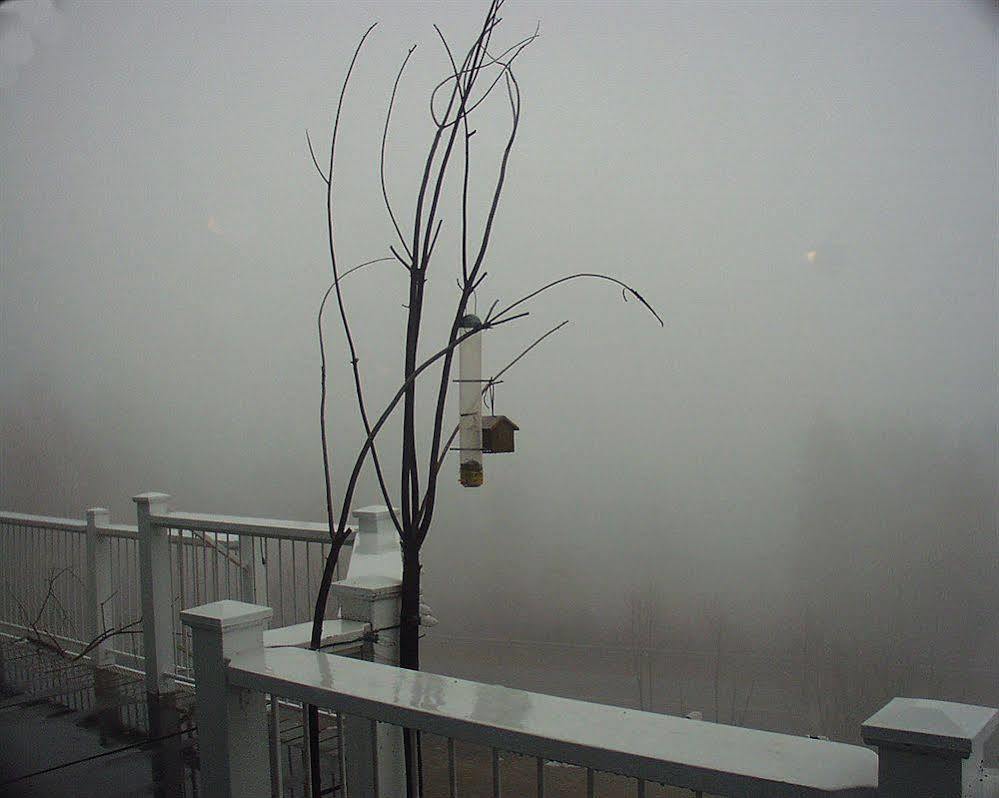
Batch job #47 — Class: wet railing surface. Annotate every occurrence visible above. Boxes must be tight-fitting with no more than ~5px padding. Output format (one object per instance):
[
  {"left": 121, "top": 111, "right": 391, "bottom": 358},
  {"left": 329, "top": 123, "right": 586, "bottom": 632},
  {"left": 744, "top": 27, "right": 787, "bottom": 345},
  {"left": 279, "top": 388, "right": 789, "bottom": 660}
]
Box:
[{"left": 226, "top": 643, "right": 878, "bottom": 798}]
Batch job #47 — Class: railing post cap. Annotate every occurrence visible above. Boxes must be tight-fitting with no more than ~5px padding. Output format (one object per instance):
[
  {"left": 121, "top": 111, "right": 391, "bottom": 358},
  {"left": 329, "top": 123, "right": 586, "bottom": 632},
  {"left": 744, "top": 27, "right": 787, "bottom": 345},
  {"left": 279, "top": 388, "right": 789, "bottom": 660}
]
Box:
[
  {"left": 86, "top": 507, "right": 110, "bottom": 518},
  {"left": 353, "top": 505, "right": 397, "bottom": 521},
  {"left": 861, "top": 697, "right": 999, "bottom": 758},
  {"left": 132, "top": 492, "right": 172, "bottom": 504},
  {"left": 181, "top": 600, "right": 273, "bottom": 633},
  {"left": 331, "top": 574, "right": 402, "bottom": 600}
]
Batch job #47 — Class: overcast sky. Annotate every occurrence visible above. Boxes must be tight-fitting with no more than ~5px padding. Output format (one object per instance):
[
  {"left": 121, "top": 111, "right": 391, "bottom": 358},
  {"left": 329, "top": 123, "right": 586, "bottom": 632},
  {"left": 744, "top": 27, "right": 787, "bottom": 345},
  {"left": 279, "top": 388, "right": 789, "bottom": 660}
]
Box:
[{"left": 1, "top": 1, "right": 995, "bottom": 686}]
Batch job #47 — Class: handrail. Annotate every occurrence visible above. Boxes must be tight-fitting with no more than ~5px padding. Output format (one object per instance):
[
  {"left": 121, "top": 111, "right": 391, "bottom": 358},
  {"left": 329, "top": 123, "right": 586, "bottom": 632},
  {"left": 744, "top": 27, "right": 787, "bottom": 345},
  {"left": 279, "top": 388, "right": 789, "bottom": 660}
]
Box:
[
  {"left": 0, "top": 511, "right": 86, "bottom": 532},
  {"left": 97, "top": 522, "right": 138, "bottom": 540},
  {"left": 148, "top": 510, "right": 352, "bottom": 544},
  {"left": 228, "top": 646, "right": 879, "bottom": 798}
]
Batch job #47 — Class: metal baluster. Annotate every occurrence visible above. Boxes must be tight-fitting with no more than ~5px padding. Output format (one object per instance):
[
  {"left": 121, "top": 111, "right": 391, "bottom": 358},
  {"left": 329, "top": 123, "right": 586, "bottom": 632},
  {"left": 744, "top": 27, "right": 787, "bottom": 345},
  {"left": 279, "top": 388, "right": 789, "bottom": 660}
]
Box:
[
  {"left": 176, "top": 533, "right": 186, "bottom": 613},
  {"left": 201, "top": 530, "right": 209, "bottom": 604},
  {"left": 212, "top": 534, "right": 220, "bottom": 601},
  {"left": 268, "top": 693, "right": 283, "bottom": 798},
  {"left": 225, "top": 533, "right": 233, "bottom": 598},
  {"left": 277, "top": 539, "right": 285, "bottom": 626},
  {"left": 586, "top": 768, "right": 595, "bottom": 798},
  {"left": 109, "top": 539, "right": 117, "bottom": 654},
  {"left": 190, "top": 532, "right": 200, "bottom": 607},
  {"left": 33, "top": 527, "right": 40, "bottom": 631},
  {"left": 536, "top": 757, "right": 545, "bottom": 797},
  {"left": 1, "top": 524, "right": 6, "bottom": 624},
  {"left": 292, "top": 540, "right": 299, "bottom": 621},
  {"left": 168, "top": 532, "right": 178, "bottom": 673},
  {"left": 53, "top": 529, "right": 60, "bottom": 637},
  {"left": 306, "top": 541, "right": 313, "bottom": 602},
  {"left": 57, "top": 528, "right": 63, "bottom": 636},
  {"left": 301, "top": 703, "right": 312, "bottom": 798},
  {"left": 447, "top": 737, "right": 458, "bottom": 798},
  {"left": 492, "top": 749, "right": 501, "bottom": 798},
  {"left": 636, "top": 778, "right": 646, "bottom": 798},
  {"left": 61, "top": 530, "right": 67, "bottom": 635},
  {"left": 35, "top": 528, "right": 41, "bottom": 631},
  {"left": 47, "top": 528, "right": 55, "bottom": 634},
  {"left": 370, "top": 718, "right": 380, "bottom": 797},
  {"left": 131, "top": 540, "right": 140, "bottom": 658},
  {"left": 75, "top": 534, "right": 83, "bottom": 640},
  {"left": 336, "top": 711, "right": 347, "bottom": 797}
]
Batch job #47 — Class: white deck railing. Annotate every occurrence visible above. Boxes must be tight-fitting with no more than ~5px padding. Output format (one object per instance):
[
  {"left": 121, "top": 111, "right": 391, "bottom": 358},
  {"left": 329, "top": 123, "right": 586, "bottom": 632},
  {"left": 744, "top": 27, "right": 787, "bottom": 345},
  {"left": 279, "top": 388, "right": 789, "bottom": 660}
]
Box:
[
  {"left": 234, "top": 646, "right": 878, "bottom": 797},
  {"left": 180, "top": 599, "right": 998, "bottom": 798},
  {"left": 0, "top": 512, "right": 88, "bottom": 650},
  {"left": 0, "top": 493, "right": 355, "bottom": 694},
  {"left": 3, "top": 502, "right": 997, "bottom": 798}
]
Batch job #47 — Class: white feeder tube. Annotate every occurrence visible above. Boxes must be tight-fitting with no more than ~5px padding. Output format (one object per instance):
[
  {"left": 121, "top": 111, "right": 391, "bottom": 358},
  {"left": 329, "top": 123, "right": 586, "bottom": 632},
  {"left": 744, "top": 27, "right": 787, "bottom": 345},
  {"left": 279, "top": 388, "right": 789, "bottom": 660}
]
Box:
[{"left": 458, "top": 326, "right": 483, "bottom": 487}]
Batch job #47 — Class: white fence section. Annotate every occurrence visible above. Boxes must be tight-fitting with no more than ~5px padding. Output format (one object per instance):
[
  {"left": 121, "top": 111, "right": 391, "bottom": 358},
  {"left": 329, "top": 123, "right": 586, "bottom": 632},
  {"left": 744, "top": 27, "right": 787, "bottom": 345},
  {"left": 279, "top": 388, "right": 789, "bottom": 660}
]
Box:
[
  {"left": 182, "top": 599, "right": 999, "bottom": 798},
  {"left": 144, "top": 497, "right": 350, "bottom": 682},
  {"left": 3, "top": 500, "right": 997, "bottom": 798},
  {"left": 0, "top": 512, "right": 88, "bottom": 651},
  {"left": 1, "top": 494, "right": 355, "bottom": 690}
]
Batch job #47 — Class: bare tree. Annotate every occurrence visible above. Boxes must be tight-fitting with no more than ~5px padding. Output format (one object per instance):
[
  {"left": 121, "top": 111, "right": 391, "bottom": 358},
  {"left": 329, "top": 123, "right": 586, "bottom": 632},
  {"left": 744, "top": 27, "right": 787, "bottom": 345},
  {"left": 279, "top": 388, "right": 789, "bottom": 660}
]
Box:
[
  {"left": 4, "top": 567, "right": 142, "bottom": 663},
  {"left": 628, "top": 590, "right": 660, "bottom": 712},
  {"left": 304, "top": 2, "right": 663, "bottom": 793}
]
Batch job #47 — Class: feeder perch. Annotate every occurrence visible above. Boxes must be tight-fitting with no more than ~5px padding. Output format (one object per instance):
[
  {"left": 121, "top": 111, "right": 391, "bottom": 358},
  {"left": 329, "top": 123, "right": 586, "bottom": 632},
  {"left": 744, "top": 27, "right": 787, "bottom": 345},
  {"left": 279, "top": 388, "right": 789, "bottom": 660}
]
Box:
[{"left": 481, "top": 415, "right": 519, "bottom": 453}]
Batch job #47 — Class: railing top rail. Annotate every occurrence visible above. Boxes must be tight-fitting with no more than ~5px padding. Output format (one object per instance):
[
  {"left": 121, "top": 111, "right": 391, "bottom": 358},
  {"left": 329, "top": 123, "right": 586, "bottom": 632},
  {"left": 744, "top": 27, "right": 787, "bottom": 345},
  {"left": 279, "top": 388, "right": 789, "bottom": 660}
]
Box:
[
  {"left": 229, "top": 647, "right": 878, "bottom": 798},
  {"left": 0, "top": 511, "right": 86, "bottom": 533},
  {"left": 97, "top": 522, "right": 138, "bottom": 539},
  {"left": 149, "top": 510, "right": 350, "bottom": 544}
]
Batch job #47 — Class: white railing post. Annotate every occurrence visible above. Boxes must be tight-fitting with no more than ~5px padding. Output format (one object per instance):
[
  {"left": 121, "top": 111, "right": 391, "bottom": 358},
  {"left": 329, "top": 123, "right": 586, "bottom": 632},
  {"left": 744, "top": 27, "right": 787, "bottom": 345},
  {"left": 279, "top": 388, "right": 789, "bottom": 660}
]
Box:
[
  {"left": 86, "top": 507, "right": 118, "bottom": 739},
  {"left": 85, "top": 507, "right": 114, "bottom": 667},
  {"left": 333, "top": 574, "right": 405, "bottom": 798},
  {"left": 862, "top": 697, "right": 998, "bottom": 798},
  {"left": 239, "top": 534, "right": 268, "bottom": 605},
  {"left": 182, "top": 600, "right": 272, "bottom": 798},
  {"left": 134, "top": 492, "right": 175, "bottom": 697},
  {"left": 346, "top": 505, "right": 402, "bottom": 581}
]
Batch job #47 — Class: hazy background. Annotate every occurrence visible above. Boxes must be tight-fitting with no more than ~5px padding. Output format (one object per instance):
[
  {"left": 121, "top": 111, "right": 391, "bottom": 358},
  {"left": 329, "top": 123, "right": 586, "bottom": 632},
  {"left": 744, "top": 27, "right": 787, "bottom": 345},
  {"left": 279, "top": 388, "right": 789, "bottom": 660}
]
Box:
[{"left": 2, "top": 0, "right": 995, "bottom": 742}]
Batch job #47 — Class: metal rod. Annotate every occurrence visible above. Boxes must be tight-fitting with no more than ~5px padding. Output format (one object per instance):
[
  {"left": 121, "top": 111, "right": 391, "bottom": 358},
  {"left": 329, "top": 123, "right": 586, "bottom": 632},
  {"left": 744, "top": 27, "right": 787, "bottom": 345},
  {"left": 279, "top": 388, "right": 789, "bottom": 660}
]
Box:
[
  {"left": 226, "top": 534, "right": 234, "bottom": 598},
  {"left": 301, "top": 702, "right": 312, "bottom": 798},
  {"left": 268, "top": 693, "right": 283, "bottom": 798},
  {"left": 586, "top": 768, "right": 595, "bottom": 798},
  {"left": 292, "top": 540, "right": 299, "bottom": 620},
  {"left": 336, "top": 712, "right": 347, "bottom": 798},
  {"left": 492, "top": 748, "right": 501, "bottom": 798},
  {"left": 447, "top": 737, "right": 458, "bottom": 798},
  {"left": 277, "top": 540, "right": 285, "bottom": 627},
  {"left": 536, "top": 757, "right": 545, "bottom": 797},
  {"left": 370, "top": 718, "right": 380, "bottom": 797}
]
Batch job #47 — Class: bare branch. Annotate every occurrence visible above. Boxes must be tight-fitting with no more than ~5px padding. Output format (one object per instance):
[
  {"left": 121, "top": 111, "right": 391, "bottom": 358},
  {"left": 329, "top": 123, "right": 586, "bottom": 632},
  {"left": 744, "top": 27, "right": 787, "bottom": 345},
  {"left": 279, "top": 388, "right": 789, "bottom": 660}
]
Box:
[
  {"left": 381, "top": 45, "right": 418, "bottom": 260},
  {"left": 305, "top": 129, "right": 329, "bottom": 184},
  {"left": 493, "top": 273, "right": 665, "bottom": 327},
  {"left": 419, "top": 30, "right": 528, "bottom": 532},
  {"left": 429, "top": 26, "right": 539, "bottom": 129},
  {"left": 422, "top": 319, "right": 570, "bottom": 519},
  {"left": 319, "top": 21, "right": 404, "bottom": 539}
]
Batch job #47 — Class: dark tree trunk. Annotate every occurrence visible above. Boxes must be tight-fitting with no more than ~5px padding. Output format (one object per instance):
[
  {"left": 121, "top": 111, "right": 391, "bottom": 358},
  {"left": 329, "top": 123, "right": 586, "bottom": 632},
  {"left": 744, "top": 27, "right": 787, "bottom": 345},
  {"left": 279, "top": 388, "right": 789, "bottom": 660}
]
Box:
[
  {"left": 399, "top": 542, "right": 422, "bottom": 671},
  {"left": 399, "top": 542, "right": 422, "bottom": 796}
]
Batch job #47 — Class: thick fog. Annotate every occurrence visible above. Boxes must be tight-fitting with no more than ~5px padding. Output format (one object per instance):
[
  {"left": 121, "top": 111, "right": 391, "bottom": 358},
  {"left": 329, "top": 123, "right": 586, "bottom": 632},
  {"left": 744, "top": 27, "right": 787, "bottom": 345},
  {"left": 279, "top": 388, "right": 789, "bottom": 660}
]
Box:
[{"left": 1, "top": 1, "right": 995, "bottom": 739}]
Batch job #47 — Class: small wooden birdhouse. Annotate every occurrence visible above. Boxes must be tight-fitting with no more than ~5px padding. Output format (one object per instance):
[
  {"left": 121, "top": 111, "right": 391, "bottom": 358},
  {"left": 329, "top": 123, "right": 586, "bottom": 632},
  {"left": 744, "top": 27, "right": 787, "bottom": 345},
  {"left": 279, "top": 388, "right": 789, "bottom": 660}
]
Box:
[{"left": 481, "top": 415, "right": 519, "bottom": 454}]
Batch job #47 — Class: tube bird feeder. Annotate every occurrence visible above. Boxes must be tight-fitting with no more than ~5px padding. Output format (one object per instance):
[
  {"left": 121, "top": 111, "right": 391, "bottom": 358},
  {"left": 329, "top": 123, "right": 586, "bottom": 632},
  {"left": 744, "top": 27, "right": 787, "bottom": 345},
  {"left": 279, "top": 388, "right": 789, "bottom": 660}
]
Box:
[{"left": 458, "top": 314, "right": 484, "bottom": 487}]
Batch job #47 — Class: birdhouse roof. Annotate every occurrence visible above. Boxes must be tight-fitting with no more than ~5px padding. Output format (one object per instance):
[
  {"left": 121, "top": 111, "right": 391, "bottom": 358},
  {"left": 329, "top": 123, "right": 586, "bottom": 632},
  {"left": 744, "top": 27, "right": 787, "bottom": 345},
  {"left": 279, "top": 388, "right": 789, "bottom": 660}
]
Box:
[{"left": 482, "top": 415, "right": 519, "bottom": 430}]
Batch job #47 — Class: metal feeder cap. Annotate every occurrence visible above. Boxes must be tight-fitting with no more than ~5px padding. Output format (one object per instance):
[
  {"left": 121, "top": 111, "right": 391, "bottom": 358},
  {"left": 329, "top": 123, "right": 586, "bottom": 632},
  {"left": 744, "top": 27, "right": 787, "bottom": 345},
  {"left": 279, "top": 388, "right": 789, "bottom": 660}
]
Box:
[{"left": 459, "top": 313, "right": 482, "bottom": 329}]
